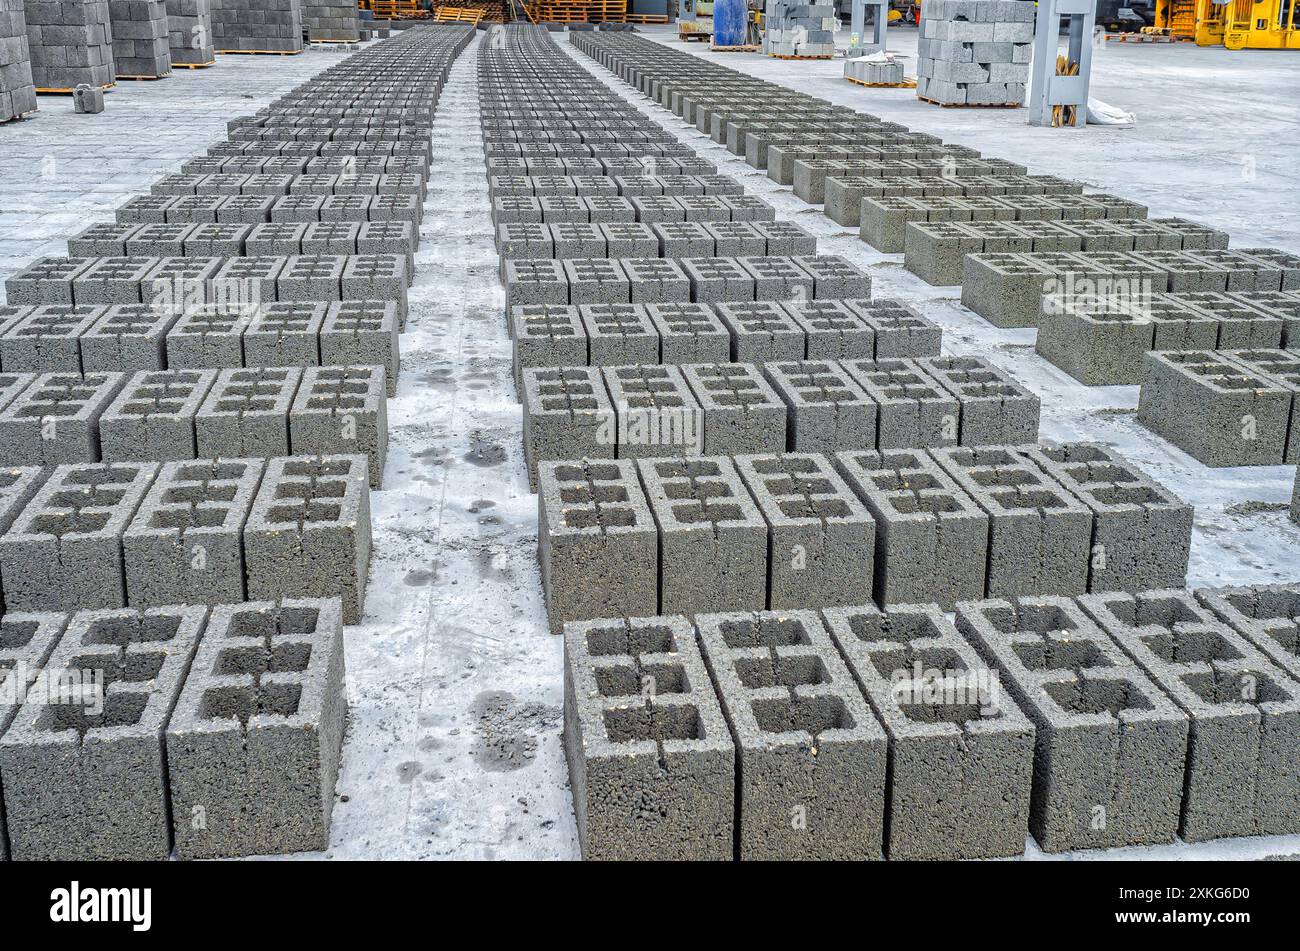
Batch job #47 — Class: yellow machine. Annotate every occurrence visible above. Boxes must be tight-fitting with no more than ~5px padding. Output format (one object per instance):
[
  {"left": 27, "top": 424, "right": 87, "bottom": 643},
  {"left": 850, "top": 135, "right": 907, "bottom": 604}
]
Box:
[{"left": 1154, "top": 0, "right": 1299, "bottom": 48}]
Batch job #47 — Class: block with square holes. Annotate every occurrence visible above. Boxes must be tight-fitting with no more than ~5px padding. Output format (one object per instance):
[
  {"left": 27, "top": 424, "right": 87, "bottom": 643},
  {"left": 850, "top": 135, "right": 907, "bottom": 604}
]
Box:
[
  {"left": 917, "top": 356, "right": 1041, "bottom": 446},
  {"left": 734, "top": 452, "right": 875, "bottom": 610},
  {"left": 563, "top": 615, "right": 735, "bottom": 861},
  {"left": 695, "top": 610, "right": 886, "bottom": 860},
  {"left": 0, "top": 605, "right": 207, "bottom": 860},
  {"left": 244, "top": 455, "right": 371, "bottom": 625},
  {"left": 537, "top": 459, "right": 658, "bottom": 634},
  {"left": 1019, "top": 443, "right": 1192, "bottom": 592},
  {"left": 715, "top": 301, "right": 805, "bottom": 364},
  {"left": 320, "top": 301, "right": 400, "bottom": 395},
  {"left": 781, "top": 300, "right": 875, "bottom": 361},
  {"left": 680, "top": 363, "right": 786, "bottom": 456},
  {"left": 579, "top": 304, "right": 659, "bottom": 368},
  {"left": 636, "top": 456, "right": 767, "bottom": 616},
  {"left": 289, "top": 366, "right": 387, "bottom": 489},
  {"left": 522, "top": 367, "right": 616, "bottom": 491},
  {"left": 844, "top": 299, "right": 944, "bottom": 360},
  {"left": 98, "top": 368, "right": 218, "bottom": 463},
  {"left": 0, "top": 305, "right": 103, "bottom": 374},
  {"left": 601, "top": 364, "right": 703, "bottom": 460},
  {"left": 243, "top": 302, "right": 326, "bottom": 369},
  {"left": 761, "top": 360, "right": 877, "bottom": 453},
  {"left": 833, "top": 449, "right": 988, "bottom": 607},
  {"left": 1195, "top": 584, "right": 1300, "bottom": 686},
  {"left": 123, "top": 458, "right": 265, "bottom": 608},
  {"left": 955, "top": 595, "right": 1188, "bottom": 852},
  {"left": 166, "top": 306, "right": 254, "bottom": 370},
  {"left": 841, "top": 359, "right": 959, "bottom": 450},
  {"left": 1079, "top": 590, "right": 1300, "bottom": 841},
  {"left": 0, "top": 371, "right": 126, "bottom": 466},
  {"left": 166, "top": 598, "right": 347, "bottom": 859},
  {"left": 196, "top": 367, "right": 302, "bottom": 460},
  {"left": 681, "top": 257, "right": 755, "bottom": 303},
  {"left": 644, "top": 303, "right": 731, "bottom": 366},
  {"left": 81, "top": 304, "right": 180, "bottom": 374}
]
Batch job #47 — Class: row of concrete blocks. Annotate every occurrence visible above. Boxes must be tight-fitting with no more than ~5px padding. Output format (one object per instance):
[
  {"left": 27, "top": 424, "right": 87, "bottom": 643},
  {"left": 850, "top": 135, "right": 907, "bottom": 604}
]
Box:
[
  {"left": 503, "top": 255, "right": 872, "bottom": 310},
  {"left": 823, "top": 173, "right": 1085, "bottom": 227},
  {"left": 485, "top": 154, "right": 716, "bottom": 178},
  {"left": 916, "top": 0, "right": 1031, "bottom": 104},
  {"left": 5, "top": 254, "right": 409, "bottom": 321},
  {"left": 566, "top": 580, "right": 1300, "bottom": 859},
  {"left": 523, "top": 355, "right": 1036, "bottom": 485},
  {"left": 112, "top": 192, "right": 424, "bottom": 228},
  {"left": 0, "top": 365, "right": 387, "bottom": 485},
  {"left": 490, "top": 194, "right": 776, "bottom": 228},
  {"left": 511, "top": 298, "right": 941, "bottom": 384},
  {"left": 962, "top": 248, "right": 1300, "bottom": 329},
  {"left": 68, "top": 220, "right": 416, "bottom": 276},
  {"left": 497, "top": 220, "right": 816, "bottom": 272},
  {"left": 1037, "top": 290, "right": 1300, "bottom": 386},
  {"left": 150, "top": 171, "right": 427, "bottom": 201},
  {"left": 769, "top": 151, "right": 1025, "bottom": 191},
  {"left": 844, "top": 57, "right": 906, "bottom": 86},
  {"left": 904, "top": 216, "right": 1236, "bottom": 287},
  {"left": 207, "top": 136, "right": 435, "bottom": 167},
  {"left": 1137, "top": 349, "right": 1300, "bottom": 468},
  {"left": 1, "top": 0, "right": 36, "bottom": 121},
  {"left": 483, "top": 141, "right": 707, "bottom": 166},
  {"left": 0, "top": 299, "right": 399, "bottom": 383},
  {"left": 180, "top": 152, "right": 429, "bottom": 178},
  {"left": 0, "top": 597, "right": 345, "bottom": 860},
  {"left": 860, "top": 192, "right": 1155, "bottom": 254},
  {"left": 0, "top": 453, "right": 371, "bottom": 622},
  {"left": 538, "top": 442, "right": 1190, "bottom": 634},
  {"left": 488, "top": 173, "right": 745, "bottom": 201}
]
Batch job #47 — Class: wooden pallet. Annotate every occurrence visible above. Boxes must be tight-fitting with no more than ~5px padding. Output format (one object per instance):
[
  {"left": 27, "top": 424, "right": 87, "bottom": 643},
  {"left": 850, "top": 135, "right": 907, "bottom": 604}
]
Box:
[
  {"left": 116, "top": 72, "right": 172, "bottom": 80},
  {"left": 712, "top": 43, "right": 759, "bottom": 51},
  {"left": 434, "top": 6, "right": 486, "bottom": 21},
  {"left": 846, "top": 75, "right": 916, "bottom": 88},
  {"left": 1106, "top": 31, "right": 1188, "bottom": 41},
  {"left": 35, "top": 82, "right": 117, "bottom": 94},
  {"left": 217, "top": 48, "right": 304, "bottom": 55},
  {"left": 626, "top": 13, "right": 668, "bottom": 22},
  {"left": 769, "top": 53, "right": 832, "bottom": 59},
  {"left": 171, "top": 60, "right": 216, "bottom": 69},
  {"left": 918, "top": 94, "right": 1021, "bottom": 108}
]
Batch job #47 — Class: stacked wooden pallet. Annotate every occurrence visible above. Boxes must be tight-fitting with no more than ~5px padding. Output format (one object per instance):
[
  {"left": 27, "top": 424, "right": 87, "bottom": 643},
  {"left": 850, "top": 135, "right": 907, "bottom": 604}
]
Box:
[
  {"left": 369, "top": 0, "right": 430, "bottom": 19},
  {"left": 524, "top": 0, "right": 626, "bottom": 22}
]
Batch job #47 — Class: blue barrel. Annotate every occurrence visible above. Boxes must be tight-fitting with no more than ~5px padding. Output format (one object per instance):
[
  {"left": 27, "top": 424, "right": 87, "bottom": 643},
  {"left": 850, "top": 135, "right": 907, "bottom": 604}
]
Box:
[{"left": 713, "top": 0, "right": 747, "bottom": 47}]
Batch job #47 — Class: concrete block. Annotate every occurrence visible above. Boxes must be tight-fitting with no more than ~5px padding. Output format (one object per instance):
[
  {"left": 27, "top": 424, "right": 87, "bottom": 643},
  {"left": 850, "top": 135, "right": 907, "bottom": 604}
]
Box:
[
  {"left": 956, "top": 595, "right": 1188, "bottom": 851},
  {"left": 522, "top": 366, "right": 615, "bottom": 491},
  {"left": 681, "top": 362, "right": 787, "bottom": 455},
  {"left": 781, "top": 300, "right": 875, "bottom": 361},
  {"left": 563, "top": 614, "right": 734, "bottom": 860},
  {"left": 761, "top": 359, "right": 876, "bottom": 452},
  {"left": 644, "top": 302, "right": 731, "bottom": 365},
  {"left": 681, "top": 257, "right": 755, "bottom": 303},
  {"left": 0, "top": 303, "right": 102, "bottom": 373},
  {"left": 918, "top": 355, "right": 1041, "bottom": 445},
  {"left": 844, "top": 298, "right": 943, "bottom": 359},
  {"left": 825, "top": 602, "right": 1035, "bottom": 859},
  {"left": 243, "top": 300, "right": 325, "bottom": 368},
  {"left": 123, "top": 457, "right": 263, "bottom": 607},
  {"left": 734, "top": 452, "right": 876, "bottom": 609},
  {"left": 695, "top": 609, "right": 887, "bottom": 859},
  {"left": 714, "top": 301, "right": 804, "bottom": 363},
  {"left": 320, "top": 300, "right": 398, "bottom": 394},
  {"left": 244, "top": 454, "right": 371, "bottom": 624},
  {"left": 166, "top": 597, "right": 346, "bottom": 858},
  {"left": 99, "top": 367, "right": 217, "bottom": 462},
  {"left": 0, "top": 370, "right": 125, "bottom": 465},
  {"left": 637, "top": 455, "right": 767, "bottom": 615},
  {"left": 1197, "top": 584, "right": 1300, "bottom": 686},
  {"left": 538, "top": 459, "right": 657, "bottom": 634},
  {"left": 4, "top": 257, "right": 93, "bottom": 306},
  {"left": 841, "top": 358, "right": 958, "bottom": 448},
  {"left": 601, "top": 363, "right": 702, "bottom": 460},
  {"left": 289, "top": 364, "right": 387, "bottom": 488}
]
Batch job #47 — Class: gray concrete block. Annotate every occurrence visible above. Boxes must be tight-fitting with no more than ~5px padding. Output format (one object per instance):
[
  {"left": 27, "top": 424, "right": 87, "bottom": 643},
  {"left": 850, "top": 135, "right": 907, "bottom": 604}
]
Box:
[
  {"left": 918, "top": 355, "right": 1041, "bottom": 445},
  {"left": 579, "top": 304, "right": 658, "bottom": 367},
  {"left": 243, "top": 300, "right": 325, "bottom": 368},
  {"left": 761, "top": 360, "right": 876, "bottom": 453},
  {"left": 833, "top": 448, "right": 988, "bottom": 607},
  {"left": 1022, "top": 442, "right": 1192, "bottom": 592},
  {"left": 563, "top": 614, "right": 734, "bottom": 860},
  {"left": 825, "top": 601, "right": 1035, "bottom": 859},
  {"left": 244, "top": 454, "right": 371, "bottom": 625},
  {"left": 0, "top": 303, "right": 102, "bottom": 373},
  {"left": 843, "top": 298, "right": 943, "bottom": 359},
  {"left": 0, "top": 370, "right": 126, "bottom": 465},
  {"left": 956, "top": 595, "right": 1188, "bottom": 851},
  {"left": 644, "top": 302, "right": 730, "bottom": 366},
  {"left": 735, "top": 452, "right": 876, "bottom": 610},
  {"left": 4, "top": 256, "right": 94, "bottom": 306},
  {"left": 522, "top": 366, "right": 615, "bottom": 492},
  {"left": 637, "top": 455, "right": 767, "bottom": 615},
  {"left": 695, "top": 609, "right": 887, "bottom": 859},
  {"left": 0, "top": 604, "right": 206, "bottom": 860},
  {"left": 681, "top": 362, "right": 787, "bottom": 455},
  {"left": 166, "top": 597, "right": 346, "bottom": 858},
  {"left": 1197, "top": 584, "right": 1300, "bottom": 686},
  {"left": 841, "top": 358, "right": 959, "bottom": 449},
  {"left": 681, "top": 257, "right": 755, "bottom": 303},
  {"left": 195, "top": 365, "right": 300, "bottom": 459},
  {"left": 714, "top": 301, "right": 804, "bottom": 363},
  {"left": 123, "top": 457, "right": 263, "bottom": 607},
  {"left": 601, "top": 363, "right": 703, "bottom": 460},
  {"left": 80, "top": 303, "right": 177, "bottom": 372},
  {"left": 99, "top": 367, "right": 217, "bottom": 462},
  {"left": 781, "top": 300, "right": 875, "bottom": 361},
  {"left": 289, "top": 364, "right": 387, "bottom": 489},
  {"left": 538, "top": 458, "right": 657, "bottom": 635},
  {"left": 1080, "top": 590, "right": 1300, "bottom": 841},
  {"left": 320, "top": 300, "right": 398, "bottom": 395}
]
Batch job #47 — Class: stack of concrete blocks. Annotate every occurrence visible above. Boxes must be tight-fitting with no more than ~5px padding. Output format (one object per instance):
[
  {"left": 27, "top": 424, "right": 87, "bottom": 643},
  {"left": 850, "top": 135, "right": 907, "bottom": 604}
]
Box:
[
  {"left": 166, "top": 598, "right": 346, "bottom": 858},
  {"left": 1294, "top": 466, "right": 1300, "bottom": 524},
  {"left": 1196, "top": 583, "right": 1300, "bottom": 684},
  {"left": 109, "top": 0, "right": 171, "bottom": 79},
  {"left": 23, "top": 0, "right": 116, "bottom": 91},
  {"left": 955, "top": 596, "right": 1188, "bottom": 852},
  {"left": 302, "top": 0, "right": 357, "bottom": 42},
  {"left": 1, "top": 0, "right": 36, "bottom": 121},
  {"left": 564, "top": 615, "right": 735, "bottom": 861},
  {"left": 844, "top": 55, "right": 904, "bottom": 87},
  {"left": 915, "top": 0, "right": 1033, "bottom": 107},
  {"left": 762, "top": 0, "right": 837, "bottom": 58},
  {"left": 209, "top": 0, "right": 303, "bottom": 54},
  {"left": 695, "top": 610, "right": 888, "bottom": 859},
  {"left": 824, "top": 602, "right": 1035, "bottom": 859},
  {"left": 165, "top": 0, "right": 215, "bottom": 67}
]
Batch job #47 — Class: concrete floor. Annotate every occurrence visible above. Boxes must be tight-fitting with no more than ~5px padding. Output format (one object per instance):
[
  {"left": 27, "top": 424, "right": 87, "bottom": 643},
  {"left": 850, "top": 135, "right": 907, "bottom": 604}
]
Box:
[{"left": 0, "top": 27, "right": 1298, "bottom": 862}]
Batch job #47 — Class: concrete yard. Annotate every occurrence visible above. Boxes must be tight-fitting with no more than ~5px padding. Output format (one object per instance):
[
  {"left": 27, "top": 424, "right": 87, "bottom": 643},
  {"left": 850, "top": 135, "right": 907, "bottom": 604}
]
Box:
[{"left": 0, "top": 20, "right": 1298, "bottom": 863}]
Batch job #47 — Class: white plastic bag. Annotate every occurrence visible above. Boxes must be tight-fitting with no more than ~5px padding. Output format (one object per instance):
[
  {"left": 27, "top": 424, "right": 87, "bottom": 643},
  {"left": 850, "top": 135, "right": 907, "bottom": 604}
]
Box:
[{"left": 1086, "top": 97, "right": 1137, "bottom": 127}]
